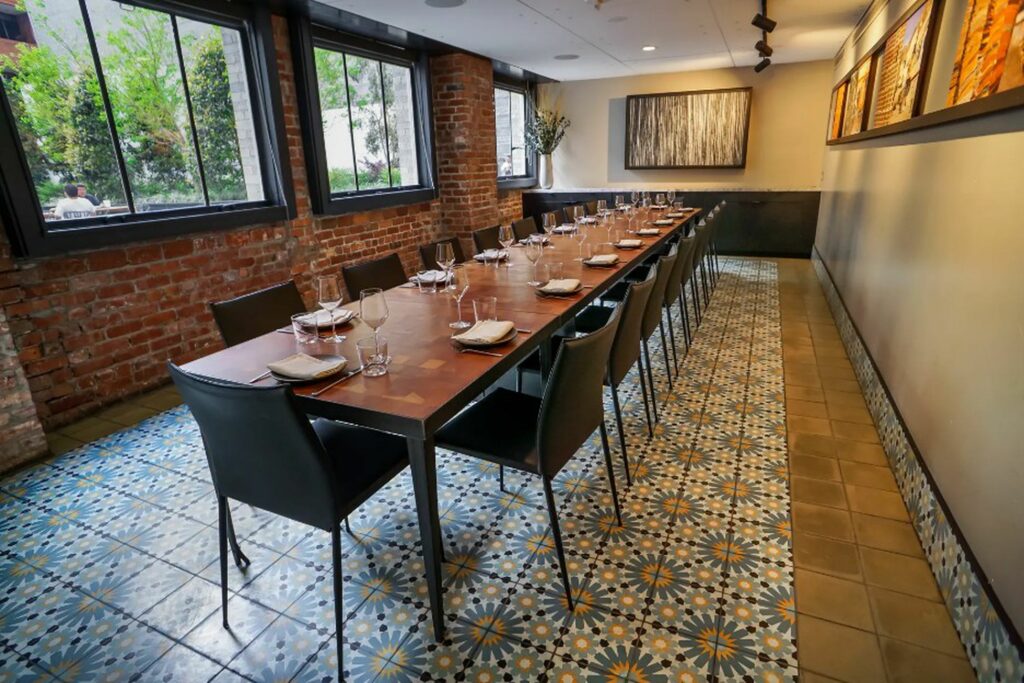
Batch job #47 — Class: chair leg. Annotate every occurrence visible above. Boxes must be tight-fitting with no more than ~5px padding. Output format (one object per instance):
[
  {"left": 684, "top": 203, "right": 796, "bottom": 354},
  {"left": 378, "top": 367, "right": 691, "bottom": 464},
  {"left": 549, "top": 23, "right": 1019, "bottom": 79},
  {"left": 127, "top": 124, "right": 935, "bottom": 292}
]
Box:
[
  {"left": 690, "top": 280, "right": 702, "bottom": 327},
  {"left": 636, "top": 360, "right": 654, "bottom": 439},
  {"left": 224, "top": 506, "right": 250, "bottom": 569},
  {"left": 516, "top": 369, "right": 523, "bottom": 393},
  {"left": 664, "top": 306, "right": 680, "bottom": 373},
  {"left": 331, "top": 524, "right": 344, "bottom": 680},
  {"left": 678, "top": 296, "right": 691, "bottom": 350},
  {"left": 217, "top": 496, "right": 229, "bottom": 628},
  {"left": 610, "top": 383, "right": 631, "bottom": 487},
  {"left": 658, "top": 319, "right": 673, "bottom": 385},
  {"left": 642, "top": 340, "right": 659, "bottom": 424},
  {"left": 344, "top": 516, "right": 352, "bottom": 535},
  {"left": 599, "top": 421, "right": 623, "bottom": 527},
  {"left": 542, "top": 476, "right": 573, "bottom": 611},
  {"left": 700, "top": 261, "right": 710, "bottom": 307},
  {"left": 499, "top": 465, "right": 507, "bottom": 493}
]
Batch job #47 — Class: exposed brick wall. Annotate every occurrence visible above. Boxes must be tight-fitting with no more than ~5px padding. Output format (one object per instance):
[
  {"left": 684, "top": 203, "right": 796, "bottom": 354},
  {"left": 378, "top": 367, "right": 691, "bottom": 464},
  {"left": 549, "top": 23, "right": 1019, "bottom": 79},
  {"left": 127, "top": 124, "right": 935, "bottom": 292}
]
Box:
[
  {"left": 498, "top": 190, "right": 524, "bottom": 226},
  {"left": 0, "top": 15, "right": 526, "bottom": 447}
]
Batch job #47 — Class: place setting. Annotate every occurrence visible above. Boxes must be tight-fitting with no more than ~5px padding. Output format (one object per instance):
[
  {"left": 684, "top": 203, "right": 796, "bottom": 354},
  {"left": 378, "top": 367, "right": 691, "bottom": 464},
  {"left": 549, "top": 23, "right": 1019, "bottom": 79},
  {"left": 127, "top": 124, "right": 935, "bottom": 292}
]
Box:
[{"left": 449, "top": 296, "right": 521, "bottom": 357}]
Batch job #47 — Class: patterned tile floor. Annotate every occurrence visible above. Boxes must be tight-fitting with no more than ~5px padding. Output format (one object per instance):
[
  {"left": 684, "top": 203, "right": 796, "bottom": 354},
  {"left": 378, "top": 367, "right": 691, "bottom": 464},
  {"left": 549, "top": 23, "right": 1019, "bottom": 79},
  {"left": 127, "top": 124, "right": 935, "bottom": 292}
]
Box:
[{"left": 0, "top": 257, "right": 964, "bottom": 682}]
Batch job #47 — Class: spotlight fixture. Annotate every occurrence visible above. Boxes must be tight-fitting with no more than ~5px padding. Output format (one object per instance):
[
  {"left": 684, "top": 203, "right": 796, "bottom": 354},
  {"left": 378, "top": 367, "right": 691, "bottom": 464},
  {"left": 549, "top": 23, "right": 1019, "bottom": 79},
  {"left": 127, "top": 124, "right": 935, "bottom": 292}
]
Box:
[
  {"left": 642, "top": 45, "right": 656, "bottom": 52},
  {"left": 754, "top": 57, "right": 771, "bottom": 73},
  {"left": 755, "top": 39, "right": 773, "bottom": 57},
  {"left": 751, "top": 13, "right": 776, "bottom": 32}
]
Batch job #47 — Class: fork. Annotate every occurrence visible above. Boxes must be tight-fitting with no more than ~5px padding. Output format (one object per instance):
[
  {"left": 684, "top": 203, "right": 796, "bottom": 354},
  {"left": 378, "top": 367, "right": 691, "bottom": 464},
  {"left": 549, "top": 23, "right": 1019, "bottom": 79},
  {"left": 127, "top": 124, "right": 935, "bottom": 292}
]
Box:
[{"left": 455, "top": 347, "right": 504, "bottom": 358}]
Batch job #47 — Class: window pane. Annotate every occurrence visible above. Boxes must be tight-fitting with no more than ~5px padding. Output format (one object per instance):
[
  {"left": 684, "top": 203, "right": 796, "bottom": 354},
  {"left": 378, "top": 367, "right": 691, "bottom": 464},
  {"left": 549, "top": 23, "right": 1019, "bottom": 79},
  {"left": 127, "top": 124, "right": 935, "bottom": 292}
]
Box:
[
  {"left": 346, "top": 55, "right": 388, "bottom": 191},
  {"left": 510, "top": 90, "right": 526, "bottom": 176},
  {"left": 89, "top": 1, "right": 204, "bottom": 213},
  {"left": 494, "top": 87, "right": 511, "bottom": 177},
  {"left": 0, "top": 0, "right": 127, "bottom": 221},
  {"left": 382, "top": 62, "right": 419, "bottom": 188},
  {"left": 179, "top": 18, "right": 264, "bottom": 203},
  {"left": 315, "top": 46, "right": 357, "bottom": 193}
]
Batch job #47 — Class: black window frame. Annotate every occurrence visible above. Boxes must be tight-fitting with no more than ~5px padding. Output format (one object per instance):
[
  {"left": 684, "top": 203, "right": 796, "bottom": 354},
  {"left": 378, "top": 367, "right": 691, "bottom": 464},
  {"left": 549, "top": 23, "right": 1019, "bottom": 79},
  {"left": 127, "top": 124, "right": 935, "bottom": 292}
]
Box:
[
  {"left": 494, "top": 76, "right": 535, "bottom": 190},
  {"left": 0, "top": 0, "right": 294, "bottom": 258},
  {"left": 290, "top": 17, "right": 437, "bottom": 216}
]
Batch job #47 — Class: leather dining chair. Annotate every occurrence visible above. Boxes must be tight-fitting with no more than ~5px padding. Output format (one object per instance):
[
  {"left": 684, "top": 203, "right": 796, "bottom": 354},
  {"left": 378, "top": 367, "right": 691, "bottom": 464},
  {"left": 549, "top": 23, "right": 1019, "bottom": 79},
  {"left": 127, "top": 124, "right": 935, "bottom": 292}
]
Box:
[
  {"left": 168, "top": 363, "right": 410, "bottom": 679},
  {"left": 584, "top": 200, "right": 599, "bottom": 215},
  {"left": 210, "top": 281, "right": 306, "bottom": 348},
  {"left": 512, "top": 216, "right": 538, "bottom": 241},
  {"left": 472, "top": 224, "right": 501, "bottom": 253},
  {"left": 420, "top": 236, "right": 466, "bottom": 270},
  {"left": 341, "top": 253, "right": 407, "bottom": 297},
  {"left": 541, "top": 210, "right": 564, "bottom": 228},
  {"left": 435, "top": 305, "right": 624, "bottom": 609},
  {"left": 661, "top": 236, "right": 697, "bottom": 375}
]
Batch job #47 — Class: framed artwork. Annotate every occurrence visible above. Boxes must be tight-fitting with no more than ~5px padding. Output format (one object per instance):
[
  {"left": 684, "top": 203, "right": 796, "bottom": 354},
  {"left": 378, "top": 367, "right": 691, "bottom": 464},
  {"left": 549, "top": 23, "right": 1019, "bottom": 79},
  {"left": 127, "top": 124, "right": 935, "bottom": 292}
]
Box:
[
  {"left": 624, "top": 87, "right": 752, "bottom": 169},
  {"left": 873, "top": 0, "right": 938, "bottom": 127},
  {"left": 841, "top": 58, "right": 875, "bottom": 136},
  {"left": 828, "top": 81, "right": 848, "bottom": 140},
  {"left": 948, "top": 0, "right": 1024, "bottom": 105}
]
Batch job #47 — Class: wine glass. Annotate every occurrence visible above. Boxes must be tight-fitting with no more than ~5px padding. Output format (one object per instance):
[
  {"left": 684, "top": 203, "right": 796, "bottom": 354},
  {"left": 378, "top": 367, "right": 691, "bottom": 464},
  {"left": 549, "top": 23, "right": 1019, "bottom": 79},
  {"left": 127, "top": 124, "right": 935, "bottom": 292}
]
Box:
[
  {"left": 446, "top": 268, "right": 471, "bottom": 329},
  {"left": 667, "top": 190, "right": 676, "bottom": 205},
  {"left": 498, "top": 225, "right": 515, "bottom": 268},
  {"left": 573, "top": 205, "right": 585, "bottom": 222},
  {"left": 630, "top": 190, "right": 639, "bottom": 206},
  {"left": 317, "top": 275, "right": 345, "bottom": 343},
  {"left": 655, "top": 193, "right": 666, "bottom": 206},
  {"left": 359, "top": 288, "right": 389, "bottom": 352},
  {"left": 436, "top": 242, "right": 456, "bottom": 274},
  {"left": 596, "top": 199, "right": 607, "bottom": 216},
  {"left": 572, "top": 217, "right": 588, "bottom": 261},
  {"left": 525, "top": 239, "right": 543, "bottom": 286},
  {"left": 614, "top": 194, "right": 624, "bottom": 210},
  {"left": 542, "top": 213, "right": 557, "bottom": 241}
]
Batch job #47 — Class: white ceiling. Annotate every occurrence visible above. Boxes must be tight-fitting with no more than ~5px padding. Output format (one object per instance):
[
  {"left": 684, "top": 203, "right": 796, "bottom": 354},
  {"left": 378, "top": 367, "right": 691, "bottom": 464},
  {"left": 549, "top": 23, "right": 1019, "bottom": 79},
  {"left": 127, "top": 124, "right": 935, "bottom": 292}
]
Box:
[{"left": 319, "top": 0, "right": 870, "bottom": 81}]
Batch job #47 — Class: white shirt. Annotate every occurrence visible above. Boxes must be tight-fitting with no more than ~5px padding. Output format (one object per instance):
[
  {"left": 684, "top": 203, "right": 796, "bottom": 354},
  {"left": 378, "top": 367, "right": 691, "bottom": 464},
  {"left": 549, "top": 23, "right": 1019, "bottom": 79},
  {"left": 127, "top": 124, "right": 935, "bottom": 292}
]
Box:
[{"left": 54, "top": 197, "right": 97, "bottom": 220}]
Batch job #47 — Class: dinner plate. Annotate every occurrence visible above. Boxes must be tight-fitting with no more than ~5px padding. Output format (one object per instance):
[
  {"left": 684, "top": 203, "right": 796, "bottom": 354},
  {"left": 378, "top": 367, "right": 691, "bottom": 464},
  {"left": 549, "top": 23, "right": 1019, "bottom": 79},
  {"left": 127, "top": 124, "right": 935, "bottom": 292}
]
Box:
[
  {"left": 583, "top": 258, "right": 619, "bottom": 268},
  {"left": 452, "top": 327, "right": 517, "bottom": 348},
  {"left": 614, "top": 241, "right": 644, "bottom": 250},
  {"left": 269, "top": 354, "right": 348, "bottom": 384},
  {"left": 300, "top": 310, "right": 356, "bottom": 330},
  {"left": 534, "top": 282, "right": 584, "bottom": 297}
]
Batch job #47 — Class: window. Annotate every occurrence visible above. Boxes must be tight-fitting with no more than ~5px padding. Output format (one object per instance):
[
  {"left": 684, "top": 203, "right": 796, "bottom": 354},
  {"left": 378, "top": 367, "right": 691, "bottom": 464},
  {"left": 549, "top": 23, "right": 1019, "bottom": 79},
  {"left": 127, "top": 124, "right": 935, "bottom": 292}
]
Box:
[
  {"left": 0, "top": 0, "right": 291, "bottom": 256},
  {"left": 292, "top": 21, "right": 435, "bottom": 215},
  {"left": 0, "top": 14, "right": 24, "bottom": 42},
  {"left": 494, "top": 85, "right": 527, "bottom": 179}
]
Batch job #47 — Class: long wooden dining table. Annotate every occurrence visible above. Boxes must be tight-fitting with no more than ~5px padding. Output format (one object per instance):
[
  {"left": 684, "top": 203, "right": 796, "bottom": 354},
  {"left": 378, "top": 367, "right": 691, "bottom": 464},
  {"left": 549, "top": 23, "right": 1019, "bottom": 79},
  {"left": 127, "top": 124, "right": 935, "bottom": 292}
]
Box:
[{"left": 183, "top": 207, "right": 701, "bottom": 641}]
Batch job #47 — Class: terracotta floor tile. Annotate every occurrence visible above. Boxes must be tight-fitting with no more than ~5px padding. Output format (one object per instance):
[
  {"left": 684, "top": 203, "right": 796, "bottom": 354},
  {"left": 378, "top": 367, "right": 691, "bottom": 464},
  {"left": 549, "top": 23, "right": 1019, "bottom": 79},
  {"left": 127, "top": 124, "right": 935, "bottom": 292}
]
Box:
[
  {"left": 831, "top": 420, "right": 879, "bottom": 443},
  {"left": 821, "top": 377, "right": 863, "bottom": 393},
  {"left": 817, "top": 364, "right": 857, "bottom": 382},
  {"left": 792, "top": 502, "right": 854, "bottom": 542},
  {"left": 792, "top": 477, "right": 848, "bottom": 508},
  {"left": 59, "top": 416, "right": 124, "bottom": 441},
  {"left": 823, "top": 389, "right": 868, "bottom": 408},
  {"left": 786, "top": 371, "right": 823, "bottom": 389},
  {"left": 880, "top": 638, "right": 976, "bottom": 682},
  {"left": 788, "top": 399, "right": 830, "bottom": 419},
  {"left": 786, "top": 385, "right": 826, "bottom": 403},
  {"left": 784, "top": 358, "right": 818, "bottom": 372},
  {"left": 860, "top": 547, "right": 941, "bottom": 601},
  {"left": 851, "top": 514, "right": 924, "bottom": 558},
  {"left": 797, "top": 615, "right": 887, "bottom": 683},
  {"left": 788, "top": 416, "right": 832, "bottom": 437},
  {"left": 846, "top": 485, "right": 910, "bottom": 521},
  {"left": 799, "top": 671, "right": 845, "bottom": 683},
  {"left": 789, "top": 432, "right": 838, "bottom": 458},
  {"left": 795, "top": 568, "right": 875, "bottom": 630},
  {"left": 840, "top": 461, "right": 898, "bottom": 492},
  {"left": 793, "top": 532, "right": 862, "bottom": 581},
  {"left": 869, "top": 587, "right": 965, "bottom": 657},
  {"left": 790, "top": 453, "right": 841, "bottom": 481},
  {"left": 834, "top": 440, "right": 889, "bottom": 466},
  {"left": 827, "top": 403, "right": 875, "bottom": 425}
]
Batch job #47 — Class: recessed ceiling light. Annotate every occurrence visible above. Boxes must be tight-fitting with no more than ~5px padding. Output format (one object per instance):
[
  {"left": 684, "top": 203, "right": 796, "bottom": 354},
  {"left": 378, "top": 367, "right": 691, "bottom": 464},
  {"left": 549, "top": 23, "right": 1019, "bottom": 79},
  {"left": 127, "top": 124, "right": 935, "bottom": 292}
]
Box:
[
  {"left": 554, "top": 53, "right": 580, "bottom": 60},
  {"left": 424, "top": 0, "right": 465, "bottom": 7},
  {"left": 642, "top": 45, "right": 657, "bottom": 52},
  {"left": 608, "top": 15, "right": 628, "bottom": 23}
]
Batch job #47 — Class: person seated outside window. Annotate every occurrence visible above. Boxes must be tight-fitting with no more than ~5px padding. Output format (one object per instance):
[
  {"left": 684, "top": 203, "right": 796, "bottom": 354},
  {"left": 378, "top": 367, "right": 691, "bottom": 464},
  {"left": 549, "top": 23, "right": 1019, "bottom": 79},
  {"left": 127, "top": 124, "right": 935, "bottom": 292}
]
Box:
[
  {"left": 76, "top": 183, "right": 100, "bottom": 206},
  {"left": 54, "top": 183, "right": 97, "bottom": 219}
]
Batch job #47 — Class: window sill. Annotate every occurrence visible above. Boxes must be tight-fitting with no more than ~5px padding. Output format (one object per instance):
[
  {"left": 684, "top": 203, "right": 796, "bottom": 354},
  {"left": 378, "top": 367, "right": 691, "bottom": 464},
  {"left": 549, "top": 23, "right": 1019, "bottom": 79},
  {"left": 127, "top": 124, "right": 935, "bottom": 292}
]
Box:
[
  {"left": 497, "top": 177, "right": 537, "bottom": 191},
  {"left": 319, "top": 187, "right": 438, "bottom": 216}
]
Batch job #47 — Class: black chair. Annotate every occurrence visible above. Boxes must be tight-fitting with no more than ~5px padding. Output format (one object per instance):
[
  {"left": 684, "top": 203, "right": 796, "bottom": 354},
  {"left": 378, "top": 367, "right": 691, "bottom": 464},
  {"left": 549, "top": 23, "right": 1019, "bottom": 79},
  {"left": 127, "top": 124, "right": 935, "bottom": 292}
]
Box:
[
  {"left": 661, "top": 236, "right": 696, "bottom": 375},
  {"left": 541, "top": 209, "right": 564, "bottom": 228},
  {"left": 420, "top": 237, "right": 466, "bottom": 270},
  {"left": 583, "top": 200, "right": 598, "bottom": 215},
  {"left": 692, "top": 221, "right": 714, "bottom": 311},
  {"left": 435, "top": 305, "right": 624, "bottom": 608},
  {"left": 168, "top": 364, "right": 410, "bottom": 678},
  {"left": 563, "top": 204, "right": 585, "bottom": 221},
  {"left": 341, "top": 253, "right": 407, "bottom": 296},
  {"left": 472, "top": 224, "right": 501, "bottom": 253},
  {"left": 209, "top": 281, "right": 306, "bottom": 348},
  {"left": 512, "top": 216, "right": 538, "bottom": 241}
]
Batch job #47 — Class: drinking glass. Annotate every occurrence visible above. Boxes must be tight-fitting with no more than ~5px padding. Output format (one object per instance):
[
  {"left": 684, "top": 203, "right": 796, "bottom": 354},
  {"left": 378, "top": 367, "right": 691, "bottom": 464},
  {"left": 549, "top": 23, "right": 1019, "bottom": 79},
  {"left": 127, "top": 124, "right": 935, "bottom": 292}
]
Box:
[
  {"left": 525, "top": 240, "right": 543, "bottom": 286},
  {"left": 498, "top": 225, "right": 515, "bottom": 267},
  {"left": 436, "top": 242, "right": 456, "bottom": 273},
  {"left": 542, "top": 212, "right": 557, "bottom": 238},
  {"left": 572, "top": 217, "right": 588, "bottom": 261},
  {"left": 630, "top": 190, "right": 639, "bottom": 206},
  {"left": 667, "top": 190, "right": 676, "bottom": 205},
  {"left": 291, "top": 312, "right": 317, "bottom": 344},
  {"left": 356, "top": 336, "right": 389, "bottom": 377},
  {"left": 548, "top": 261, "right": 565, "bottom": 280},
  {"left": 416, "top": 269, "right": 438, "bottom": 294},
  {"left": 359, "top": 288, "right": 389, "bottom": 352},
  {"left": 655, "top": 193, "right": 666, "bottom": 206},
  {"left": 596, "top": 199, "right": 607, "bottom": 215},
  {"left": 473, "top": 296, "right": 497, "bottom": 322},
  {"left": 447, "top": 268, "right": 471, "bottom": 329},
  {"left": 614, "top": 194, "right": 624, "bottom": 210},
  {"left": 573, "top": 205, "right": 585, "bottom": 221},
  {"left": 317, "top": 275, "right": 345, "bottom": 343}
]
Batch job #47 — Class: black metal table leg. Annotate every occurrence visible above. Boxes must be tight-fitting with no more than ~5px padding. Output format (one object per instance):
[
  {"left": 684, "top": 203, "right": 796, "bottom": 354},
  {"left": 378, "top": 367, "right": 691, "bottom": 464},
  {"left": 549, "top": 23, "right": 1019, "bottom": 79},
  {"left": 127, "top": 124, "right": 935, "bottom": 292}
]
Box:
[{"left": 407, "top": 436, "right": 446, "bottom": 641}]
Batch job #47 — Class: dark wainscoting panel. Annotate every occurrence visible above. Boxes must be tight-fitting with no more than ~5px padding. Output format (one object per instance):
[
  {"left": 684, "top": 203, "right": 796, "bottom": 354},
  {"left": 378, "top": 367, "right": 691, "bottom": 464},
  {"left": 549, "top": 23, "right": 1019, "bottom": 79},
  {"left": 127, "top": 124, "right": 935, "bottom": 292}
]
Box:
[{"left": 521, "top": 190, "right": 820, "bottom": 258}]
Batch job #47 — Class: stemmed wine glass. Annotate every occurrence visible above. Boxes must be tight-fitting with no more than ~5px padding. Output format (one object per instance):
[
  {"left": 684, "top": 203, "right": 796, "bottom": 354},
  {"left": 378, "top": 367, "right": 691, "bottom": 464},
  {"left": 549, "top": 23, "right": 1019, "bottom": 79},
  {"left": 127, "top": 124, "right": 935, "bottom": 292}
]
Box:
[
  {"left": 317, "top": 275, "right": 345, "bottom": 343},
  {"left": 525, "top": 239, "right": 543, "bottom": 285},
  {"left": 614, "top": 194, "right": 624, "bottom": 210},
  {"left": 630, "top": 190, "right": 639, "bottom": 206},
  {"left": 667, "top": 189, "right": 676, "bottom": 205},
  {"left": 542, "top": 213, "right": 556, "bottom": 241},
  {"left": 446, "top": 268, "right": 471, "bottom": 329},
  {"left": 596, "top": 199, "right": 607, "bottom": 216},
  {"left": 655, "top": 193, "right": 666, "bottom": 206},
  {"left": 359, "top": 288, "right": 389, "bottom": 353},
  {"left": 498, "top": 225, "right": 515, "bottom": 268},
  {"left": 572, "top": 216, "right": 588, "bottom": 261},
  {"left": 436, "top": 242, "right": 456, "bottom": 275}
]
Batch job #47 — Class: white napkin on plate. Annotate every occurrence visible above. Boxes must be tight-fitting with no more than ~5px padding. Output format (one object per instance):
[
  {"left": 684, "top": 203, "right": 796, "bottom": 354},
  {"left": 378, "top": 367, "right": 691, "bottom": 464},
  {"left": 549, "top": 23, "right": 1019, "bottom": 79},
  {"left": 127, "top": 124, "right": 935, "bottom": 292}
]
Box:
[
  {"left": 538, "top": 278, "right": 581, "bottom": 294},
  {"left": 553, "top": 224, "right": 575, "bottom": 234},
  {"left": 411, "top": 270, "right": 448, "bottom": 284},
  {"left": 665, "top": 212, "right": 685, "bottom": 218},
  {"left": 586, "top": 254, "right": 619, "bottom": 265},
  {"left": 616, "top": 239, "right": 643, "bottom": 248},
  {"left": 520, "top": 235, "right": 550, "bottom": 245},
  {"left": 452, "top": 320, "right": 515, "bottom": 345},
  {"left": 654, "top": 219, "right": 675, "bottom": 225},
  {"left": 475, "top": 249, "right": 507, "bottom": 261},
  {"left": 636, "top": 228, "right": 661, "bottom": 236},
  {"left": 267, "top": 353, "right": 346, "bottom": 380},
  {"left": 579, "top": 216, "right": 597, "bottom": 224},
  {"left": 297, "top": 309, "right": 354, "bottom": 329}
]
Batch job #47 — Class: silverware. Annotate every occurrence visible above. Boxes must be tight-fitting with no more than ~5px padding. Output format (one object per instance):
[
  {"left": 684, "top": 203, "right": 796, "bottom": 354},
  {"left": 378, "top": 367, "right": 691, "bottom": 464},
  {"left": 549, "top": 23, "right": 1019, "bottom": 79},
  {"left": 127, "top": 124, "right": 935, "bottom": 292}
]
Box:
[
  {"left": 516, "top": 328, "right": 532, "bottom": 334},
  {"left": 456, "top": 347, "right": 504, "bottom": 358},
  {"left": 248, "top": 370, "right": 272, "bottom": 384},
  {"left": 311, "top": 367, "right": 363, "bottom": 397}
]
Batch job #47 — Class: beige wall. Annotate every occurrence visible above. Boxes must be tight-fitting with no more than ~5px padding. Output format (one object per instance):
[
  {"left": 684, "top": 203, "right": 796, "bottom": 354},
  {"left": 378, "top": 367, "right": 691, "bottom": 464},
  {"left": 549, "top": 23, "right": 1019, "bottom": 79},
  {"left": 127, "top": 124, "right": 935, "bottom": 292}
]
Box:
[
  {"left": 817, "top": 0, "right": 1024, "bottom": 632},
  {"left": 538, "top": 60, "right": 834, "bottom": 190}
]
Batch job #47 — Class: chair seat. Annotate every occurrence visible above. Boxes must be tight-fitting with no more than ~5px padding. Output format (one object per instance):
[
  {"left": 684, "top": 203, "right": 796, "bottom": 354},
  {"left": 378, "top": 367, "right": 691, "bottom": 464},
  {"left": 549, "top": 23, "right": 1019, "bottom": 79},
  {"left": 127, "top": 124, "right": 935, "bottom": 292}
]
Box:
[
  {"left": 311, "top": 419, "right": 408, "bottom": 512},
  {"left": 575, "top": 305, "right": 615, "bottom": 334},
  {"left": 435, "top": 389, "right": 542, "bottom": 473}
]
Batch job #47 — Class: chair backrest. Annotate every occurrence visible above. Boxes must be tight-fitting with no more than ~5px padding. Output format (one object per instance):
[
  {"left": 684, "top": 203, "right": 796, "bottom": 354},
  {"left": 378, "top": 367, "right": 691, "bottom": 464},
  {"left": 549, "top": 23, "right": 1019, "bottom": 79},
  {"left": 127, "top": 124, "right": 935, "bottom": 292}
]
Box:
[
  {"left": 419, "top": 237, "right": 466, "bottom": 270},
  {"left": 512, "top": 216, "right": 538, "bottom": 241},
  {"left": 664, "top": 236, "right": 695, "bottom": 307},
  {"left": 537, "top": 304, "right": 622, "bottom": 478},
  {"left": 641, "top": 243, "right": 679, "bottom": 338},
  {"left": 583, "top": 200, "right": 598, "bottom": 215},
  {"left": 608, "top": 267, "right": 658, "bottom": 387},
  {"left": 210, "top": 281, "right": 306, "bottom": 348},
  {"left": 680, "top": 230, "right": 700, "bottom": 284},
  {"left": 472, "top": 224, "right": 500, "bottom": 253},
  {"left": 564, "top": 204, "right": 584, "bottom": 221},
  {"left": 541, "top": 210, "right": 563, "bottom": 227},
  {"left": 167, "top": 363, "right": 339, "bottom": 531},
  {"left": 342, "top": 253, "right": 407, "bottom": 296}
]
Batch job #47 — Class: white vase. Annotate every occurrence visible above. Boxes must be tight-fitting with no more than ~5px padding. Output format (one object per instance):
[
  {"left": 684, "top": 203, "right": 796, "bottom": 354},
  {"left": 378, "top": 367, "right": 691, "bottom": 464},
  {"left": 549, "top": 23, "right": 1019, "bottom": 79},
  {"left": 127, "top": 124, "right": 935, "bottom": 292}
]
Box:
[{"left": 538, "top": 154, "right": 553, "bottom": 189}]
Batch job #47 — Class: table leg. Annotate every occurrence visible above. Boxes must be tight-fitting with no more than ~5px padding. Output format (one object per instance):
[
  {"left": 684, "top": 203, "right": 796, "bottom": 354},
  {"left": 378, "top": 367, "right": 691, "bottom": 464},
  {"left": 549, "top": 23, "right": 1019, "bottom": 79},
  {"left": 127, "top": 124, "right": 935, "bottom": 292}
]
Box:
[{"left": 407, "top": 435, "right": 446, "bottom": 640}]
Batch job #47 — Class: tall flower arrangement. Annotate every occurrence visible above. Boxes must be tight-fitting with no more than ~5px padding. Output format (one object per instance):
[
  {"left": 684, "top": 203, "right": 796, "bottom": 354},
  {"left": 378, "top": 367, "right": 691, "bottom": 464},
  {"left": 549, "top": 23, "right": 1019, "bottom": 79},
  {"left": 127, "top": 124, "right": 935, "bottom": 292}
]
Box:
[{"left": 525, "top": 107, "right": 570, "bottom": 155}]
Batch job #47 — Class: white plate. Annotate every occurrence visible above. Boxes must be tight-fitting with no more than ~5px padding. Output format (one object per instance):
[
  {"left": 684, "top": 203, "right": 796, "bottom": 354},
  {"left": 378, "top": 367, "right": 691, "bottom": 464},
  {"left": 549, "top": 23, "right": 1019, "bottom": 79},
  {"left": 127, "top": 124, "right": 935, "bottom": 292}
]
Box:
[
  {"left": 535, "top": 282, "right": 584, "bottom": 297},
  {"left": 299, "top": 310, "right": 356, "bottom": 330},
  {"left": 269, "top": 354, "right": 348, "bottom": 384},
  {"left": 452, "top": 327, "right": 517, "bottom": 348}
]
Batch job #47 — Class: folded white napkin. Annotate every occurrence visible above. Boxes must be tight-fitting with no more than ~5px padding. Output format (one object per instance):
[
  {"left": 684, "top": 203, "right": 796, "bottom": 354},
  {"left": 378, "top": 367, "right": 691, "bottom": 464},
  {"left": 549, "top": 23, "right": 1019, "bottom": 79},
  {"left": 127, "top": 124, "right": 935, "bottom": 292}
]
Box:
[
  {"left": 553, "top": 224, "right": 575, "bottom": 234},
  {"left": 636, "top": 228, "right": 661, "bottom": 236},
  {"left": 579, "top": 216, "right": 597, "bottom": 224},
  {"left": 297, "top": 309, "right": 354, "bottom": 328},
  {"left": 520, "top": 235, "right": 550, "bottom": 244},
  {"left": 616, "top": 239, "right": 643, "bottom": 248},
  {"left": 267, "top": 353, "right": 346, "bottom": 380},
  {"left": 452, "top": 320, "right": 515, "bottom": 345},
  {"left": 586, "top": 254, "right": 619, "bottom": 265},
  {"left": 665, "top": 213, "right": 685, "bottom": 218},
  {"left": 651, "top": 204, "right": 668, "bottom": 209},
  {"left": 539, "top": 278, "right": 581, "bottom": 294},
  {"left": 475, "top": 249, "right": 508, "bottom": 261},
  {"left": 653, "top": 219, "right": 675, "bottom": 225},
  {"left": 411, "top": 270, "right": 448, "bottom": 284}
]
